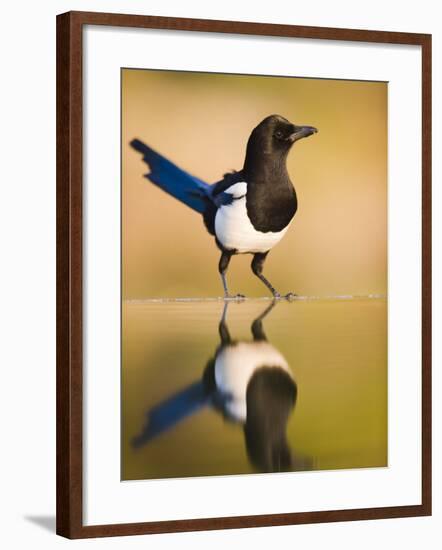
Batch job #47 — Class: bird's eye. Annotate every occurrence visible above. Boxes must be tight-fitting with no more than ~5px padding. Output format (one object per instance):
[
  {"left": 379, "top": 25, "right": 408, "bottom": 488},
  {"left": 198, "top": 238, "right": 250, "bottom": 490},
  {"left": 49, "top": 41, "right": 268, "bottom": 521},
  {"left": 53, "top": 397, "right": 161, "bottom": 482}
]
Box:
[{"left": 274, "top": 130, "right": 283, "bottom": 139}]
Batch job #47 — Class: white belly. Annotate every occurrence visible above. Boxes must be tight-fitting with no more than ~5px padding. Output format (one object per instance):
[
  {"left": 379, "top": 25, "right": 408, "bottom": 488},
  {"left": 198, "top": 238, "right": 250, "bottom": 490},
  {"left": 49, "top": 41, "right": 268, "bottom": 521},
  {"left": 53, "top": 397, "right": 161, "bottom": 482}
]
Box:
[
  {"left": 214, "top": 182, "right": 290, "bottom": 254},
  {"left": 214, "top": 341, "right": 292, "bottom": 422}
]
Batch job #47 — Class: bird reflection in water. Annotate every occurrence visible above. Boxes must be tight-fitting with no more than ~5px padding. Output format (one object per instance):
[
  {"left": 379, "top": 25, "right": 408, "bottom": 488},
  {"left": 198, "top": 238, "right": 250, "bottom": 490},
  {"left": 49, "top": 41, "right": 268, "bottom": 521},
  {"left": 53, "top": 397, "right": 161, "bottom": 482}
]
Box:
[{"left": 132, "top": 301, "right": 311, "bottom": 474}]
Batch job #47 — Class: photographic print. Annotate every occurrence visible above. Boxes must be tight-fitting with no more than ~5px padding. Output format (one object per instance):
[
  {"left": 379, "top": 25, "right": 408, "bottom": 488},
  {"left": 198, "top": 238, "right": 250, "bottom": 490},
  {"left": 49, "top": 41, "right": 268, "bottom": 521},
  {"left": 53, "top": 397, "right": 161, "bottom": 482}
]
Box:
[
  {"left": 56, "top": 12, "right": 431, "bottom": 537},
  {"left": 121, "top": 68, "right": 388, "bottom": 481}
]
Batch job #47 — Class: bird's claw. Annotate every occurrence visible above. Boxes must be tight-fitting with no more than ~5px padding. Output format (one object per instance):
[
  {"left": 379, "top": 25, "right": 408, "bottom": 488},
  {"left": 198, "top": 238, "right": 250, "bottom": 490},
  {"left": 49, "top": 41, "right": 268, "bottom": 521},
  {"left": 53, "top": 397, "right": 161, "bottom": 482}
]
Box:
[
  {"left": 284, "top": 292, "right": 297, "bottom": 301},
  {"left": 224, "top": 293, "right": 246, "bottom": 301}
]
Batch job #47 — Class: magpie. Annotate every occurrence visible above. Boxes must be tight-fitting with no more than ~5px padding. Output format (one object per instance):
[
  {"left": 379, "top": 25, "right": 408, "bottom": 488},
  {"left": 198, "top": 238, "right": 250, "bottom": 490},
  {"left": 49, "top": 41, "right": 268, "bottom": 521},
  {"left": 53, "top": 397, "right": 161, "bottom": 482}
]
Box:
[
  {"left": 130, "top": 115, "right": 317, "bottom": 298},
  {"left": 132, "top": 301, "right": 310, "bottom": 473},
  {"left": 207, "top": 300, "right": 300, "bottom": 472}
]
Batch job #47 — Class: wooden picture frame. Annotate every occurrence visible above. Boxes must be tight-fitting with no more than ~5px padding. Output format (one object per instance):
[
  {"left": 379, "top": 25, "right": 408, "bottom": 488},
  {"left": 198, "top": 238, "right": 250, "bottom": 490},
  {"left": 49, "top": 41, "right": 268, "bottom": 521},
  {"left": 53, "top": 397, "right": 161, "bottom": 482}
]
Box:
[{"left": 56, "top": 10, "right": 432, "bottom": 539}]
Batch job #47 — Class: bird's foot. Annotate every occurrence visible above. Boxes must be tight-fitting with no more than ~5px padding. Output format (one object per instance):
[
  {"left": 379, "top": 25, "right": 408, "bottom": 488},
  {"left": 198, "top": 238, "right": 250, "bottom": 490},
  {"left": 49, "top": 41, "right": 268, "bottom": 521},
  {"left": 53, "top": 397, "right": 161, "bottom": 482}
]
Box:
[
  {"left": 284, "top": 292, "right": 298, "bottom": 301},
  {"left": 272, "top": 290, "right": 282, "bottom": 299},
  {"left": 224, "top": 293, "right": 246, "bottom": 301}
]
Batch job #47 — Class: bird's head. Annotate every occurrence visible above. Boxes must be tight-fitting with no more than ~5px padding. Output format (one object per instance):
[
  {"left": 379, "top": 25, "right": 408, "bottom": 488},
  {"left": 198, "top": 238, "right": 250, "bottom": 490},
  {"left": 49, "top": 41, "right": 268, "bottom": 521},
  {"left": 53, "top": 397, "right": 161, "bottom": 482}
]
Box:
[{"left": 246, "top": 114, "right": 318, "bottom": 158}]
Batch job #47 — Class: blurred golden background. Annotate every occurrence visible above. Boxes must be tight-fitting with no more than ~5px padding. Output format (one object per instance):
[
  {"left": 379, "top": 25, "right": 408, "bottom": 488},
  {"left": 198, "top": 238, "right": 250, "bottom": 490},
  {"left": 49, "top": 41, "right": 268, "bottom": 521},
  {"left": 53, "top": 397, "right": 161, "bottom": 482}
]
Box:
[{"left": 122, "top": 69, "right": 387, "bottom": 299}]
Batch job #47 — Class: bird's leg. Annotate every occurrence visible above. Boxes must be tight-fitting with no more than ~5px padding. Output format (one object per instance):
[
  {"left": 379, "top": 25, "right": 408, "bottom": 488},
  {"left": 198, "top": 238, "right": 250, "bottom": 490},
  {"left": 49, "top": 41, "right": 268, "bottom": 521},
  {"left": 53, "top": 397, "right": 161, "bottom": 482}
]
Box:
[
  {"left": 219, "top": 250, "right": 232, "bottom": 297},
  {"left": 251, "top": 253, "right": 297, "bottom": 299},
  {"left": 251, "top": 299, "right": 277, "bottom": 341},
  {"left": 218, "top": 302, "right": 231, "bottom": 344},
  {"left": 218, "top": 250, "right": 245, "bottom": 300},
  {"left": 251, "top": 253, "right": 281, "bottom": 298}
]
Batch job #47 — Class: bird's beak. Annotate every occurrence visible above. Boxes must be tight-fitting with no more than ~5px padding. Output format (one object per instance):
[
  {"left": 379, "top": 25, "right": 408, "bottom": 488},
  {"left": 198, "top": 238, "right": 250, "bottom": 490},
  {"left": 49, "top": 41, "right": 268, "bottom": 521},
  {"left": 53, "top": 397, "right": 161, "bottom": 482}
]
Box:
[{"left": 287, "top": 125, "right": 318, "bottom": 143}]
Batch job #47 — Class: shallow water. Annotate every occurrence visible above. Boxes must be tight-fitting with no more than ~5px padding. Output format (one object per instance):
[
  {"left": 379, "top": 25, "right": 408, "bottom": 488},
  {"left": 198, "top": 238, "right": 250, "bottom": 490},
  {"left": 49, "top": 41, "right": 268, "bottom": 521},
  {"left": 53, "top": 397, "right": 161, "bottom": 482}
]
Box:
[{"left": 122, "top": 298, "right": 387, "bottom": 481}]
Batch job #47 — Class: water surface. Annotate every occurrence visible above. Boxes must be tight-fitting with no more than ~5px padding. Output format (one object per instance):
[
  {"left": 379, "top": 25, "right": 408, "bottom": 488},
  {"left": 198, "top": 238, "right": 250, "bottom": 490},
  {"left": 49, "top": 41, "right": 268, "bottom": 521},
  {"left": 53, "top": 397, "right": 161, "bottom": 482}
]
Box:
[{"left": 122, "top": 298, "right": 387, "bottom": 480}]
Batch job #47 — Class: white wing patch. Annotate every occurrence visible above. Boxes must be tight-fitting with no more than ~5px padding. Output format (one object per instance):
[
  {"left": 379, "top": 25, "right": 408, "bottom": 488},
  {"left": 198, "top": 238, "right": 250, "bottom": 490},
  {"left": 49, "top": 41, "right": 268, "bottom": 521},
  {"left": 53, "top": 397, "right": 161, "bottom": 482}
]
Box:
[
  {"left": 214, "top": 341, "right": 292, "bottom": 422},
  {"left": 215, "top": 181, "right": 290, "bottom": 253},
  {"left": 224, "top": 181, "right": 248, "bottom": 198}
]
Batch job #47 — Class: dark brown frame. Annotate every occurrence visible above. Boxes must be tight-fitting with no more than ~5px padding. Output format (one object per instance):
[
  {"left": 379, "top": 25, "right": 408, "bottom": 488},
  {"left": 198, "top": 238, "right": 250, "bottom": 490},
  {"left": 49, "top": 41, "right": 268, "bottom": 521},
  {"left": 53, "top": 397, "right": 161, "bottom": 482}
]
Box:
[{"left": 56, "top": 10, "right": 432, "bottom": 539}]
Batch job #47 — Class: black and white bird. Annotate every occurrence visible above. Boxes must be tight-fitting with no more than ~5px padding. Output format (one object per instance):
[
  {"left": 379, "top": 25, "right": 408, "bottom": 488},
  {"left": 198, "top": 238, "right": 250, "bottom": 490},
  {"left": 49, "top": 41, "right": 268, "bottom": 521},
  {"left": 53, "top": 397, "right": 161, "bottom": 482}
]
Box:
[{"left": 131, "top": 114, "right": 317, "bottom": 298}]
